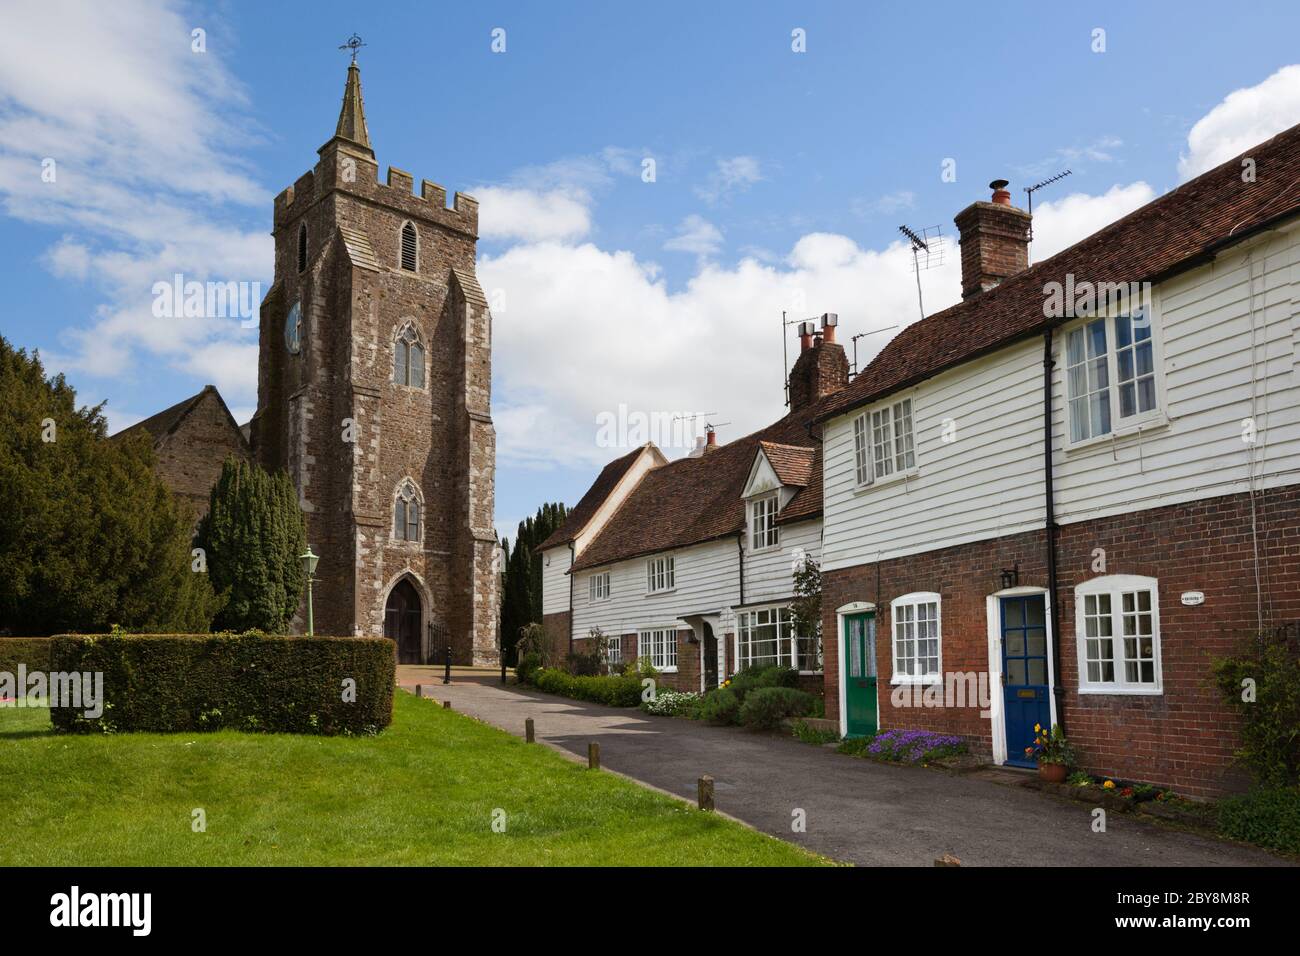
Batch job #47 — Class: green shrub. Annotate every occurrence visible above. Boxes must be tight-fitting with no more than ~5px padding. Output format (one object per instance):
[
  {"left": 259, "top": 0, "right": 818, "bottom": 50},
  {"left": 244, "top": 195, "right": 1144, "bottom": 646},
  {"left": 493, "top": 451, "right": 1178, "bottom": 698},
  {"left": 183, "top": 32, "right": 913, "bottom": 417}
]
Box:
[
  {"left": 698, "top": 687, "right": 741, "bottom": 725},
  {"left": 1217, "top": 787, "right": 1300, "bottom": 855},
  {"left": 533, "top": 666, "right": 644, "bottom": 707},
  {"left": 725, "top": 664, "right": 799, "bottom": 704},
  {"left": 836, "top": 735, "right": 874, "bottom": 756},
  {"left": 738, "top": 686, "right": 816, "bottom": 731},
  {"left": 1213, "top": 632, "right": 1300, "bottom": 787},
  {"left": 517, "top": 650, "right": 543, "bottom": 685},
  {"left": 0, "top": 637, "right": 52, "bottom": 676},
  {"left": 791, "top": 719, "right": 839, "bottom": 745},
  {"left": 48, "top": 632, "right": 394, "bottom": 735}
]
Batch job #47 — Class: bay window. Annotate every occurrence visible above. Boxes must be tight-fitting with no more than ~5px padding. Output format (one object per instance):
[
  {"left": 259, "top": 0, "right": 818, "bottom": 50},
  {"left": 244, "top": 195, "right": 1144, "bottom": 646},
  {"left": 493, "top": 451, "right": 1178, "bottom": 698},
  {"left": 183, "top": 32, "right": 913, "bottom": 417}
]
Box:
[{"left": 736, "top": 605, "right": 821, "bottom": 672}]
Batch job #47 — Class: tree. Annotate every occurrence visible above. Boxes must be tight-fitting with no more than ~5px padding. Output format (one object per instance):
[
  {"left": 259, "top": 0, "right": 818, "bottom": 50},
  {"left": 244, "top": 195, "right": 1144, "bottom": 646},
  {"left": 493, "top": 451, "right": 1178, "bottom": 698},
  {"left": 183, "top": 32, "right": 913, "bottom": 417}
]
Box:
[
  {"left": 0, "top": 337, "right": 220, "bottom": 634},
  {"left": 790, "top": 556, "right": 823, "bottom": 669},
  {"left": 193, "top": 457, "right": 306, "bottom": 633},
  {"left": 499, "top": 502, "right": 568, "bottom": 664}
]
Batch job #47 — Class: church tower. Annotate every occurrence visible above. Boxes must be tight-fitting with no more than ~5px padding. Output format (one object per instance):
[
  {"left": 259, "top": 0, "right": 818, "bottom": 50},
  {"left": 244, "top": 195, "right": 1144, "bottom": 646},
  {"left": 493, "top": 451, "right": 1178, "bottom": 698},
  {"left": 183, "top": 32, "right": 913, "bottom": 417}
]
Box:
[{"left": 250, "top": 58, "right": 499, "bottom": 665}]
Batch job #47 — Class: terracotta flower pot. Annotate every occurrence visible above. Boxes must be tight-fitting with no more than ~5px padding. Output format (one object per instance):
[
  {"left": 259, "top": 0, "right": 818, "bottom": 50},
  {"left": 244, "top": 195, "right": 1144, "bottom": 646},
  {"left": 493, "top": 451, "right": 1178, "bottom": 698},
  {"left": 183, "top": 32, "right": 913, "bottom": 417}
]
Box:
[{"left": 1038, "top": 762, "right": 1068, "bottom": 784}]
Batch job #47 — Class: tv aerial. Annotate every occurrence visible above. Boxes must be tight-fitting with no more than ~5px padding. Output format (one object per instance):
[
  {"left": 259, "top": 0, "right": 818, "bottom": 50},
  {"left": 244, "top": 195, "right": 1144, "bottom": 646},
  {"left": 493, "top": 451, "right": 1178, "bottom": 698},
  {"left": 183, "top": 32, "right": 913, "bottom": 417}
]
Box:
[
  {"left": 1024, "top": 170, "right": 1071, "bottom": 258},
  {"left": 899, "top": 224, "right": 945, "bottom": 321}
]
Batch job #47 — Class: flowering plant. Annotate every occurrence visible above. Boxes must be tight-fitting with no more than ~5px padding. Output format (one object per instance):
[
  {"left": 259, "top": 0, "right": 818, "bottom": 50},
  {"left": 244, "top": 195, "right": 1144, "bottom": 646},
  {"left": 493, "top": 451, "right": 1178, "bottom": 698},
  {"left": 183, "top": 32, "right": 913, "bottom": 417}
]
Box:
[{"left": 1023, "top": 723, "right": 1076, "bottom": 767}]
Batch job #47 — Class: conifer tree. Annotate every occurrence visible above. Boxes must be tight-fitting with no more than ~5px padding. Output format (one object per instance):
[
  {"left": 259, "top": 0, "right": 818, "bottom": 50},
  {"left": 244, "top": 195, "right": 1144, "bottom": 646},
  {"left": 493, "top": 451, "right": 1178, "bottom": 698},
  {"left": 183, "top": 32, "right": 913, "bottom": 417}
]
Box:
[
  {"left": 194, "top": 457, "right": 307, "bottom": 633},
  {"left": 0, "top": 336, "right": 220, "bottom": 634},
  {"left": 499, "top": 501, "right": 568, "bottom": 663}
]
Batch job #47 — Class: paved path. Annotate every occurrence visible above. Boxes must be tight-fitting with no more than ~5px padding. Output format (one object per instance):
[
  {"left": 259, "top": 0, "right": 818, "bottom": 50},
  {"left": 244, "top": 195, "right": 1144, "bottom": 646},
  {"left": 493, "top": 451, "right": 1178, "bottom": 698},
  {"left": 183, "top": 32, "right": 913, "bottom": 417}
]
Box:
[{"left": 397, "top": 668, "right": 1289, "bottom": 867}]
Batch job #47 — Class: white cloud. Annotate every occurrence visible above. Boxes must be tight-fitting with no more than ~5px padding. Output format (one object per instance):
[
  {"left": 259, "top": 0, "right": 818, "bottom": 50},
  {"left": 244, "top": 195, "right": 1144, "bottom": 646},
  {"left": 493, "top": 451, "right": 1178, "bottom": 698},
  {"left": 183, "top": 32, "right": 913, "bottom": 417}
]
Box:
[
  {"left": 695, "top": 155, "right": 763, "bottom": 204},
  {"left": 473, "top": 186, "right": 592, "bottom": 242},
  {"left": 482, "top": 232, "right": 964, "bottom": 470},
  {"left": 0, "top": 0, "right": 269, "bottom": 416},
  {"left": 1179, "top": 64, "right": 1300, "bottom": 180},
  {"left": 1027, "top": 182, "right": 1156, "bottom": 261},
  {"left": 852, "top": 190, "right": 916, "bottom": 218},
  {"left": 663, "top": 214, "right": 723, "bottom": 256}
]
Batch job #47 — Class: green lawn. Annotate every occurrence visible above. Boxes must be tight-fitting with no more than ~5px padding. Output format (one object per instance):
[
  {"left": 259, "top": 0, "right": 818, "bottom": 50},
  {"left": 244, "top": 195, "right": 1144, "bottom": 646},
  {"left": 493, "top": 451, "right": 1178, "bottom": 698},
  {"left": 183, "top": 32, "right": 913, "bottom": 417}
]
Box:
[{"left": 0, "top": 691, "right": 828, "bottom": 866}]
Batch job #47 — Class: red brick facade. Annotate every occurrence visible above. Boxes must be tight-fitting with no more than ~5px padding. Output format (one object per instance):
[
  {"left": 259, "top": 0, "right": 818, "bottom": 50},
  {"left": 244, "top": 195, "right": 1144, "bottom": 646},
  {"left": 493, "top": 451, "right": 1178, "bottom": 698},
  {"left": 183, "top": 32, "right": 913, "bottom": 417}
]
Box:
[{"left": 822, "top": 484, "right": 1300, "bottom": 797}]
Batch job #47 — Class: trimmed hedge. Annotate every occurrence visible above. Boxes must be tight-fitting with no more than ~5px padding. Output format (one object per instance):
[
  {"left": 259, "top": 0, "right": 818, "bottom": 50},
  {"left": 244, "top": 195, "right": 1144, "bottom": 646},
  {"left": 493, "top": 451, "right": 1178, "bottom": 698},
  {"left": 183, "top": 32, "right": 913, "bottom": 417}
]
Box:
[
  {"left": 532, "top": 666, "right": 645, "bottom": 707},
  {"left": 0, "top": 637, "right": 52, "bottom": 675},
  {"left": 48, "top": 632, "right": 394, "bottom": 735}
]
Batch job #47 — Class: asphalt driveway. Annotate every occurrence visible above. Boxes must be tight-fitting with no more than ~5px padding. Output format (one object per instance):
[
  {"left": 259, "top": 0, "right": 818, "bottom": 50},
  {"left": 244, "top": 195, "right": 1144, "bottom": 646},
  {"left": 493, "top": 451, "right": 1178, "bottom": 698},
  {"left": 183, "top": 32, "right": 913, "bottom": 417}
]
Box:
[{"left": 397, "top": 668, "right": 1289, "bottom": 867}]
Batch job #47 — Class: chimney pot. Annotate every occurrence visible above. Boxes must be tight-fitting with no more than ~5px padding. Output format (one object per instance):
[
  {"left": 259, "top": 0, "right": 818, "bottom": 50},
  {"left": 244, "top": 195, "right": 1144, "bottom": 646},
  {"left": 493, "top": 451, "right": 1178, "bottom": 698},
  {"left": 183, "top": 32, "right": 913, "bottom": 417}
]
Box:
[
  {"left": 821, "top": 312, "right": 838, "bottom": 344},
  {"left": 799, "top": 320, "right": 814, "bottom": 352},
  {"left": 706, "top": 428, "right": 717, "bottom": 447},
  {"left": 955, "top": 182, "right": 1031, "bottom": 298}
]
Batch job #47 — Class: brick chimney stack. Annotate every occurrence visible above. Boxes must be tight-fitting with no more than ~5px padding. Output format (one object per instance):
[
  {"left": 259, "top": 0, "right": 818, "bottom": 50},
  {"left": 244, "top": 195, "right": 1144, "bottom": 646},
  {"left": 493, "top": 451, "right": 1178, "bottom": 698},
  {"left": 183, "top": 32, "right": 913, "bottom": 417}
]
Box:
[
  {"left": 954, "top": 179, "right": 1031, "bottom": 299},
  {"left": 788, "top": 313, "right": 849, "bottom": 411}
]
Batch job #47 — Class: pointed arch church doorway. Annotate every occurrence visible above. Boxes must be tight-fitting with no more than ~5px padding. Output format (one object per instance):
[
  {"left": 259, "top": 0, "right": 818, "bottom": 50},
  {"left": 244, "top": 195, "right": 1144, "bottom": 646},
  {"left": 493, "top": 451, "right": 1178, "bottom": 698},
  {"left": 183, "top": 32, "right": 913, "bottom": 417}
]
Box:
[{"left": 384, "top": 579, "right": 423, "bottom": 664}]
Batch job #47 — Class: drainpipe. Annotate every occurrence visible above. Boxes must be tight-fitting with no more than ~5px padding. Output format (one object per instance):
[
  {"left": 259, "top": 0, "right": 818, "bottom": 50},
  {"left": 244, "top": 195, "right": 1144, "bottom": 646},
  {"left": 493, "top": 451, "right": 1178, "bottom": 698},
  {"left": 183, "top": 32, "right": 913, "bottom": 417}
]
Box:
[
  {"left": 568, "top": 541, "right": 576, "bottom": 658},
  {"left": 1043, "top": 327, "right": 1066, "bottom": 735},
  {"left": 736, "top": 532, "right": 745, "bottom": 607}
]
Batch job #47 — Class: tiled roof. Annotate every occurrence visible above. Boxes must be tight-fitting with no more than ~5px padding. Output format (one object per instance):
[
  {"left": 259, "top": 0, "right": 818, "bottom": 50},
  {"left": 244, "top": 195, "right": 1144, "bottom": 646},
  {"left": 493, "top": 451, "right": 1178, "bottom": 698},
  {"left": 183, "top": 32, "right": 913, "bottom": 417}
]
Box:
[
  {"left": 111, "top": 387, "right": 210, "bottom": 443},
  {"left": 778, "top": 451, "right": 823, "bottom": 525},
  {"left": 536, "top": 445, "right": 649, "bottom": 552},
  {"left": 817, "top": 121, "right": 1300, "bottom": 423},
  {"left": 758, "top": 441, "right": 816, "bottom": 487},
  {"left": 569, "top": 402, "right": 826, "bottom": 573}
]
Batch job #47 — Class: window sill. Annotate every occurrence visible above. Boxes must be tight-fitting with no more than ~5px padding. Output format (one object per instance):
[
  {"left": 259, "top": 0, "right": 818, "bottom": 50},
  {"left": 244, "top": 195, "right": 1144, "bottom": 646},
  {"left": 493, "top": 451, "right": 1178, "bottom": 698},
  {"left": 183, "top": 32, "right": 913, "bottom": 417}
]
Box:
[
  {"left": 890, "top": 675, "right": 941, "bottom": 686},
  {"left": 656, "top": 666, "right": 678, "bottom": 674},
  {"left": 1077, "top": 686, "right": 1163, "bottom": 696},
  {"left": 646, "top": 589, "right": 677, "bottom": 597},
  {"left": 853, "top": 468, "right": 918, "bottom": 495},
  {"left": 749, "top": 544, "right": 781, "bottom": 556},
  {"left": 1065, "top": 413, "right": 1170, "bottom": 454}
]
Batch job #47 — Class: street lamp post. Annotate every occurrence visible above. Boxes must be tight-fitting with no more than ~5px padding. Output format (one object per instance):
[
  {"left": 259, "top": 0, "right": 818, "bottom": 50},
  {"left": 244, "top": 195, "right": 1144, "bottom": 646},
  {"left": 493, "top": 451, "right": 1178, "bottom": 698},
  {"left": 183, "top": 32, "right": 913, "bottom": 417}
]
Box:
[{"left": 300, "top": 546, "right": 319, "bottom": 636}]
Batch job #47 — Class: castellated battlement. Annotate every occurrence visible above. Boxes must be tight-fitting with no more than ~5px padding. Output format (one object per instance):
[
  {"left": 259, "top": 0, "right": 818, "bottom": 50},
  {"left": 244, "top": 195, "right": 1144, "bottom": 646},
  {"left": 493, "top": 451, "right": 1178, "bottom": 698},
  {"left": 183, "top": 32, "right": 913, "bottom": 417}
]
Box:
[{"left": 273, "top": 158, "right": 478, "bottom": 238}]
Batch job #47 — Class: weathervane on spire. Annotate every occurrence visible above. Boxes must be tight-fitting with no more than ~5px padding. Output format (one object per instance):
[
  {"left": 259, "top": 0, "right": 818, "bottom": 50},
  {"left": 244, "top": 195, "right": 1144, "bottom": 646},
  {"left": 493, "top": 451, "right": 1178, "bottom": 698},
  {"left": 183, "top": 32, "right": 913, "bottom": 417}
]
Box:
[{"left": 339, "top": 33, "right": 366, "bottom": 63}]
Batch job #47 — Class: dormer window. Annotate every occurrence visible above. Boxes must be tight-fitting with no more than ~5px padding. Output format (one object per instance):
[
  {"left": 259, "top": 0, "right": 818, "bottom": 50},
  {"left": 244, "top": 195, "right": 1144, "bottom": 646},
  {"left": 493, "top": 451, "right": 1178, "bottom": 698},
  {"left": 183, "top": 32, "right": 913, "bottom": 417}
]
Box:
[
  {"left": 400, "top": 221, "right": 418, "bottom": 271},
  {"left": 750, "top": 494, "right": 779, "bottom": 551},
  {"left": 297, "top": 222, "right": 308, "bottom": 273}
]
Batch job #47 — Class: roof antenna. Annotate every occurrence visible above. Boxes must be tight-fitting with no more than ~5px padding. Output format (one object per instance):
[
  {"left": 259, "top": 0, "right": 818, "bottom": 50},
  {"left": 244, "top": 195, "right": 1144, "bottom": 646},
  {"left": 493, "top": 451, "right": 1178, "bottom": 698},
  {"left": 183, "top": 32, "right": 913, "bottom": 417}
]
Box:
[
  {"left": 850, "top": 325, "right": 899, "bottom": 379},
  {"left": 899, "top": 224, "right": 945, "bottom": 322},
  {"left": 1024, "top": 170, "right": 1071, "bottom": 262}
]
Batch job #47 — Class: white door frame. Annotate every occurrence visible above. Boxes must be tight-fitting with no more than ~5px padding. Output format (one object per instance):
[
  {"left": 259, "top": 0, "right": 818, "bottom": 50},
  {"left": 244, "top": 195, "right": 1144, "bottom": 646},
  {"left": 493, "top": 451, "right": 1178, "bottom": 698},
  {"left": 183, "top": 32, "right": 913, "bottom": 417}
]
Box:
[
  {"left": 835, "top": 601, "right": 877, "bottom": 738},
  {"left": 690, "top": 615, "right": 724, "bottom": 692},
  {"left": 985, "top": 586, "right": 1057, "bottom": 766}
]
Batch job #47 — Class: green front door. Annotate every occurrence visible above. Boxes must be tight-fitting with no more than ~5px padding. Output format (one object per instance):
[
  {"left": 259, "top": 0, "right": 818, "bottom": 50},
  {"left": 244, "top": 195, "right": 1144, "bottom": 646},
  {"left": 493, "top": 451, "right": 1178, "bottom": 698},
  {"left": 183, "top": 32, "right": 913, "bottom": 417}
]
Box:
[{"left": 843, "top": 611, "right": 877, "bottom": 737}]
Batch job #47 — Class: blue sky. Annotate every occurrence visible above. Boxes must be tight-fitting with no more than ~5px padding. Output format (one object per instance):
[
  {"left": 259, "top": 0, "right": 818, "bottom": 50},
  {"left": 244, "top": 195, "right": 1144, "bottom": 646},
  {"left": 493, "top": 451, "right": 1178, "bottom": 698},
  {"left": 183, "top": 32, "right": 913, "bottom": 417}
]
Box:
[{"left": 3, "top": 0, "right": 1299, "bottom": 542}]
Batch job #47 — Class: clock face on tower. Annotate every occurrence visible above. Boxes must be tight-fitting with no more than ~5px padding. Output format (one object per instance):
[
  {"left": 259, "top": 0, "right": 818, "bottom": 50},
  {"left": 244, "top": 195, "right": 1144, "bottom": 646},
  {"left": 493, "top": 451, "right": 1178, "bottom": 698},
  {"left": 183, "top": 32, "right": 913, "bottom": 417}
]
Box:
[{"left": 285, "top": 300, "right": 302, "bottom": 354}]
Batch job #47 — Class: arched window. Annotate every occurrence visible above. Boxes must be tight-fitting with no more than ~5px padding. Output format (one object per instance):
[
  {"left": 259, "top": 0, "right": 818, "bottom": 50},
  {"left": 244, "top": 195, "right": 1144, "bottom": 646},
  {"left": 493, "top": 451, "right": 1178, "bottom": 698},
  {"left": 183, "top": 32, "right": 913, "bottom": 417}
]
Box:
[
  {"left": 394, "top": 481, "right": 421, "bottom": 541},
  {"left": 297, "top": 221, "right": 308, "bottom": 273},
  {"left": 400, "top": 221, "right": 418, "bottom": 271},
  {"left": 394, "top": 323, "right": 425, "bottom": 388}
]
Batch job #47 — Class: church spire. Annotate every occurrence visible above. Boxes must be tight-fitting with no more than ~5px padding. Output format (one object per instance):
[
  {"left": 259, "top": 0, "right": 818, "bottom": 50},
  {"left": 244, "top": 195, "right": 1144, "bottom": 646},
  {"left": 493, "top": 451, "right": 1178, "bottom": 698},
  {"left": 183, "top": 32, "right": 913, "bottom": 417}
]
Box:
[{"left": 334, "top": 60, "right": 371, "bottom": 151}]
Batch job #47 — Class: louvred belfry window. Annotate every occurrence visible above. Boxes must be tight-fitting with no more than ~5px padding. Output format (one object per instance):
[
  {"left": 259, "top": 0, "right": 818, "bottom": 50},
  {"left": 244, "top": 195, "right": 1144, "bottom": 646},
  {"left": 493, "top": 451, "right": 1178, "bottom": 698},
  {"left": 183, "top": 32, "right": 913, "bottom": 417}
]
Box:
[{"left": 400, "top": 221, "right": 418, "bottom": 271}]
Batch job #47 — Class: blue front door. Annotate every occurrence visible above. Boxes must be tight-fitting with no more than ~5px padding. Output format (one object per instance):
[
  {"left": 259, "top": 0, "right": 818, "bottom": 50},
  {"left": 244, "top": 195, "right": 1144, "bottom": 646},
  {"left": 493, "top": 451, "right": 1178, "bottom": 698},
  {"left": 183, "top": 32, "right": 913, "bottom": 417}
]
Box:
[{"left": 1001, "top": 595, "right": 1051, "bottom": 768}]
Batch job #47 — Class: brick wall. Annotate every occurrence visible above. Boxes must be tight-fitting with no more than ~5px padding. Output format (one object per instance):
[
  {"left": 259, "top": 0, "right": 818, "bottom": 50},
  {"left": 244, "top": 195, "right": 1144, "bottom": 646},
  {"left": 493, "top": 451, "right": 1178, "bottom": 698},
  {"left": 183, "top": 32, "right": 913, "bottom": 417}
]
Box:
[
  {"left": 152, "top": 391, "right": 251, "bottom": 520},
  {"left": 821, "top": 484, "right": 1300, "bottom": 797}
]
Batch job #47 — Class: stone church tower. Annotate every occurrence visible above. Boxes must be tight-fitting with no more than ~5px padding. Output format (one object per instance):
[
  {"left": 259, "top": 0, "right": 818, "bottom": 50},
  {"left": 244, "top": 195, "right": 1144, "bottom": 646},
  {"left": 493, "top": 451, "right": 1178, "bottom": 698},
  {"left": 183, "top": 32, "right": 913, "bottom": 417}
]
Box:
[{"left": 249, "top": 60, "right": 499, "bottom": 665}]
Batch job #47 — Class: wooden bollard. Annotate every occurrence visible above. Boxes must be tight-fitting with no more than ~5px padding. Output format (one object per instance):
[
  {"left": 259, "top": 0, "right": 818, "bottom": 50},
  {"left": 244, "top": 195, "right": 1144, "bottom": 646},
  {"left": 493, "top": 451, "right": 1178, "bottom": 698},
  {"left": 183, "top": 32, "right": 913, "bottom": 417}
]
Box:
[
  {"left": 588, "top": 742, "right": 600, "bottom": 770},
  {"left": 442, "top": 700, "right": 451, "bottom": 709},
  {"left": 935, "top": 853, "right": 962, "bottom": 867},
  {"left": 697, "top": 775, "right": 714, "bottom": 811},
  {"left": 415, "top": 685, "right": 424, "bottom": 698},
  {"left": 525, "top": 718, "right": 535, "bottom": 743}
]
